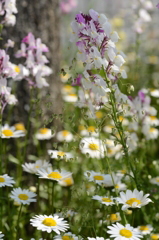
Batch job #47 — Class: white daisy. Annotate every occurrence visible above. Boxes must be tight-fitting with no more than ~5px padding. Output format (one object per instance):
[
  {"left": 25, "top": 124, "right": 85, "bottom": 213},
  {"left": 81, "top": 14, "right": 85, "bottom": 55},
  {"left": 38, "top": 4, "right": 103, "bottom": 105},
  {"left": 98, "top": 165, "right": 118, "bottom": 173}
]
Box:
[
  {"left": 63, "top": 93, "right": 78, "bottom": 102},
  {"left": 35, "top": 128, "right": 54, "bottom": 140},
  {"left": 48, "top": 150, "right": 73, "bottom": 160},
  {"left": 142, "top": 125, "right": 159, "bottom": 140},
  {"left": 150, "top": 89, "right": 159, "bottom": 97},
  {"left": 22, "top": 160, "right": 51, "bottom": 174},
  {"left": 14, "top": 123, "right": 26, "bottom": 132},
  {"left": 58, "top": 175, "right": 74, "bottom": 187},
  {"left": 150, "top": 177, "right": 159, "bottom": 186},
  {"left": 54, "top": 232, "right": 79, "bottom": 240},
  {"left": 0, "top": 231, "right": 4, "bottom": 240},
  {"left": 150, "top": 233, "right": 159, "bottom": 239},
  {"left": 80, "top": 137, "right": 105, "bottom": 158},
  {"left": 0, "top": 174, "right": 15, "bottom": 187},
  {"left": 56, "top": 130, "right": 73, "bottom": 142},
  {"left": 92, "top": 195, "right": 115, "bottom": 206},
  {"left": 137, "top": 225, "right": 153, "bottom": 235},
  {"left": 107, "top": 212, "right": 121, "bottom": 223},
  {"left": 10, "top": 187, "right": 37, "bottom": 205},
  {"left": 30, "top": 214, "right": 69, "bottom": 234},
  {"left": 103, "top": 124, "right": 115, "bottom": 134},
  {"left": 80, "top": 126, "right": 99, "bottom": 137},
  {"left": 85, "top": 171, "right": 121, "bottom": 187},
  {"left": 1, "top": 124, "right": 25, "bottom": 138},
  {"left": 37, "top": 167, "right": 72, "bottom": 182},
  {"left": 61, "top": 84, "right": 76, "bottom": 95},
  {"left": 144, "top": 116, "right": 159, "bottom": 126},
  {"left": 107, "top": 222, "right": 142, "bottom": 239},
  {"left": 116, "top": 189, "right": 152, "bottom": 211}
]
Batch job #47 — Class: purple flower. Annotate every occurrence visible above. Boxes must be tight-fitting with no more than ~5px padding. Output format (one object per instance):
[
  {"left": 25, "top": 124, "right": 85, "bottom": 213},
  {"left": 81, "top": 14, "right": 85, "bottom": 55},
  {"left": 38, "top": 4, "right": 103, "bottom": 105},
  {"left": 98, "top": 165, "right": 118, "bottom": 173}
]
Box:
[
  {"left": 156, "top": 3, "right": 159, "bottom": 8},
  {"left": 72, "top": 74, "right": 82, "bottom": 86}
]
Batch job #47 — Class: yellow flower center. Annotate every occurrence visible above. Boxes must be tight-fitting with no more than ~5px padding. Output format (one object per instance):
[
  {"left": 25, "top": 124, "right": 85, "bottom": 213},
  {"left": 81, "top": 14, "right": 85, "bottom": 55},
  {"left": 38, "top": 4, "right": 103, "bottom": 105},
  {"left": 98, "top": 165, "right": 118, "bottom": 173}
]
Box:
[
  {"left": 108, "top": 148, "right": 113, "bottom": 154},
  {"left": 139, "top": 226, "right": 149, "bottom": 231},
  {"left": 0, "top": 177, "right": 5, "bottom": 182},
  {"left": 63, "top": 178, "right": 73, "bottom": 186},
  {"left": 18, "top": 194, "right": 29, "bottom": 200},
  {"left": 120, "top": 229, "right": 133, "bottom": 238},
  {"left": 150, "top": 128, "right": 155, "bottom": 133},
  {"left": 115, "top": 184, "right": 119, "bottom": 189},
  {"left": 48, "top": 172, "right": 62, "bottom": 179},
  {"left": 126, "top": 198, "right": 141, "bottom": 206},
  {"left": 88, "top": 143, "right": 99, "bottom": 150},
  {"left": 119, "top": 116, "right": 124, "bottom": 121},
  {"left": 62, "top": 130, "right": 70, "bottom": 137},
  {"left": 93, "top": 175, "right": 104, "bottom": 181},
  {"left": 150, "top": 116, "right": 157, "bottom": 120},
  {"left": 151, "top": 234, "right": 159, "bottom": 240},
  {"left": 156, "top": 178, "right": 159, "bottom": 182},
  {"left": 63, "top": 85, "right": 73, "bottom": 92},
  {"left": 2, "top": 129, "right": 13, "bottom": 137},
  {"left": 95, "top": 111, "right": 103, "bottom": 119},
  {"left": 39, "top": 128, "right": 49, "bottom": 134},
  {"left": 35, "top": 165, "right": 40, "bottom": 168},
  {"left": 57, "top": 152, "right": 65, "bottom": 157},
  {"left": 42, "top": 218, "right": 57, "bottom": 226},
  {"left": 87, "top": 126, "right": 96, "bottom": 132},
  {"left": 102, "top": 197, "right": 112, "bottom": 202},
  {"left": 14, "top": 66, "right": 20, "bottom": 73},
  {"left": 109, "top": 213, "right": 119, "bottom": 222},
  {"left": 79, "top": 125, "right": 85, "bottom": 131},
  {"left": 68, "top": 93, "right": 77, "bottom": 97},
  {"left": 14, "top": 123, "right": 25, "bottom": 131},
  {"left": 62, "top": 236, "right": 74, "bottom": 240}
]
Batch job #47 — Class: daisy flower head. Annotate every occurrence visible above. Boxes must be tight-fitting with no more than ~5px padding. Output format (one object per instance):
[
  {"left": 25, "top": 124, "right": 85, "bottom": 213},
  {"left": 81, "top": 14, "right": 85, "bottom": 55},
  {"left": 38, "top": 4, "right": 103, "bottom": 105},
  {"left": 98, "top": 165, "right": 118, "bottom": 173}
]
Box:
[
  {"left": 150, "top": 177, "right": 159, "bottom": 186},
  {"left": 56, "top": 130, "right": 73, "bottom": 142},
  {"left": 14, "top": 122, "right": 26, "bottom": 132},
  {"left": 22, "top": 159, "right": 52, "bottom": 174},
  {"left": 0, "top": 174, "right": 15, "bottom": 187},
  {"left": 80, "top": 137, "right": 105, "bottom": 158},
  {"left": 54, "top": 232, "right": 79, "bottom": 240},
  {"left": 30, "top": 214, "right": 69, "bottom": 234},
  {"left": 10, "top": 187, "right": 37, "bottom": 205},
  {"left": 92, "top": 195, "right": 115, "bottom": 206},
  {"left": 37, "top": 167, "right": 72, "bottom": 182},
  {"left": 137, "top": 225, "right": 153, "bottom": 235},
  {"left": 35, "top": 128, "right": 55, "bottom": 140},
  {"left": 116, "top": 189, "right": 152, "bottom": 211},
  {"left": 107, "top": 223, "right": 142, "bottom": 240},
  {"left": 107, "top": 212, "right": 121, "bottom": 223},
  {"left": 151, "top": 233, "right": 159, "bottom": 239},
  {"left": 48, "top": 150, "right": 73, "bottom": 160},
  {"left": 58, "top": 175, "right": 74, "bottom": 187},
  {"left": 0, "top": 232, "right": 4, "bottom": 240},
  {"left": 80, "top": 126, "right": 99, "bottom": 137},
  {"left": 63, "top": 93, "right": 78, "bottom": 103},
  {"left": 1, "top": 124, "right": 25, "bottom": 138}
]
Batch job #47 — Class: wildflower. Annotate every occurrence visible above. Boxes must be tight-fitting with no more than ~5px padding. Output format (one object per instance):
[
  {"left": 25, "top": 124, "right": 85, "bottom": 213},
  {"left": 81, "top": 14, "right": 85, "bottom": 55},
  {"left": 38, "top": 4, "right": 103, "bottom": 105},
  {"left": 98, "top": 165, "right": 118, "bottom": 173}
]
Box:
[
  {"left": 80, "top": 137, "right": 105, "bottom": 159},
  {"left": 58, "top": 175, "right": 74, "bottom": 187},
  {"left": 157, "top": 3, "right": 159, "bottom": 8},
  {"left": 92, "top": 195, "right": 115, "bottom": 206},
  {"left": 10, "top": 188, "right": 37, "bottom": 205},
  {"left": 48, "top": 150, "right": 73, "bottom": 160},
  {"left": 63, "top": 93, "right": 78, "bottom": 103},
  {"left": 150, "top": 177, "right": 159, "bottom": 186},
  {"left": 54, "top": 232, "right": 79, "bottom": 240},
  {"left": 35, "top": 128, "right": 54, "bottom": 140},
  {"left": 151, "top": 233, "right": 159, "bottom": 239},
  {"left": 14, "top": 123, "right": 26, "bottom": 132},
  {"left": 116, "top": 189, "right": 152, "bottom": 211},
  {"left": 22, "top": 160, "right": 51, "bottom": 174},
  {"left": 30, "top": 214, "right": 69, "bottom": 234},
  {"left": 88, "top": 238, "right": 105, "bottom": 240},
  {"left": 0, "top": 231, "right": 4, "bottom": 240},
  {"left": 80, "top": 126, "right": 99, "bottom": 137},
  {"left": 0, "top": 174, "right": 15, "bottom": 187},
  {"left": 107, "top": 212, "right": 121, "bottom": 223},
  {"left": 107, "top": 223, "right": 143, "bottom": 239},
  {"left": 142, "top": 125, "right": 159, "bottom": 140},
  {"left": 56, "top": 130, "right": 73, "bottom": 142},
  {"left": 37, "top": 167, "right": 72, "bottom": 182},
  {"left": 137, "top": 225, "right": 153, "bottom": 235},
  {"left": 1, "top": 124, "right": 25, "bottom": 138}
]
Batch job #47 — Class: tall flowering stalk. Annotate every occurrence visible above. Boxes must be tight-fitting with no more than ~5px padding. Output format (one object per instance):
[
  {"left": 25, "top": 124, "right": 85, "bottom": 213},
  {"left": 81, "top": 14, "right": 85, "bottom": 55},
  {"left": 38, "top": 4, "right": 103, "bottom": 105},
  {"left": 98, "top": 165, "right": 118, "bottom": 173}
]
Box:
[{"left": 70, "top": 9, "right": 138, "bottom": 185}]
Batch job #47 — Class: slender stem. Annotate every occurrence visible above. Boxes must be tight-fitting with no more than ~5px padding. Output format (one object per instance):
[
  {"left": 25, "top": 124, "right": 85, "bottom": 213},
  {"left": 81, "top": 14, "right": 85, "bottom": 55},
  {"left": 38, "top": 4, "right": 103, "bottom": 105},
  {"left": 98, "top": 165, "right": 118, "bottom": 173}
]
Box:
[
  {"left": 52, "top": 181, "right": 55, "bottom": 214},
  {"left": 16, "top": 204, "right": 23, "bottom": 240}
]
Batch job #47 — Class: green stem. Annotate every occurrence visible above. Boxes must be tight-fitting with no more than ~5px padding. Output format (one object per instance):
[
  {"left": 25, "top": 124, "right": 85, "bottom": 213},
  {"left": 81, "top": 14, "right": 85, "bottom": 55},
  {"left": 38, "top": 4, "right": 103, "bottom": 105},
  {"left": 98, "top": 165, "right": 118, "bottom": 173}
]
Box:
[
  {"left": 52, "top": 181, "right": 55, "bottom": 214},
  {"left": 16, "top": 204, "right": 23, "bottom": 240}
]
